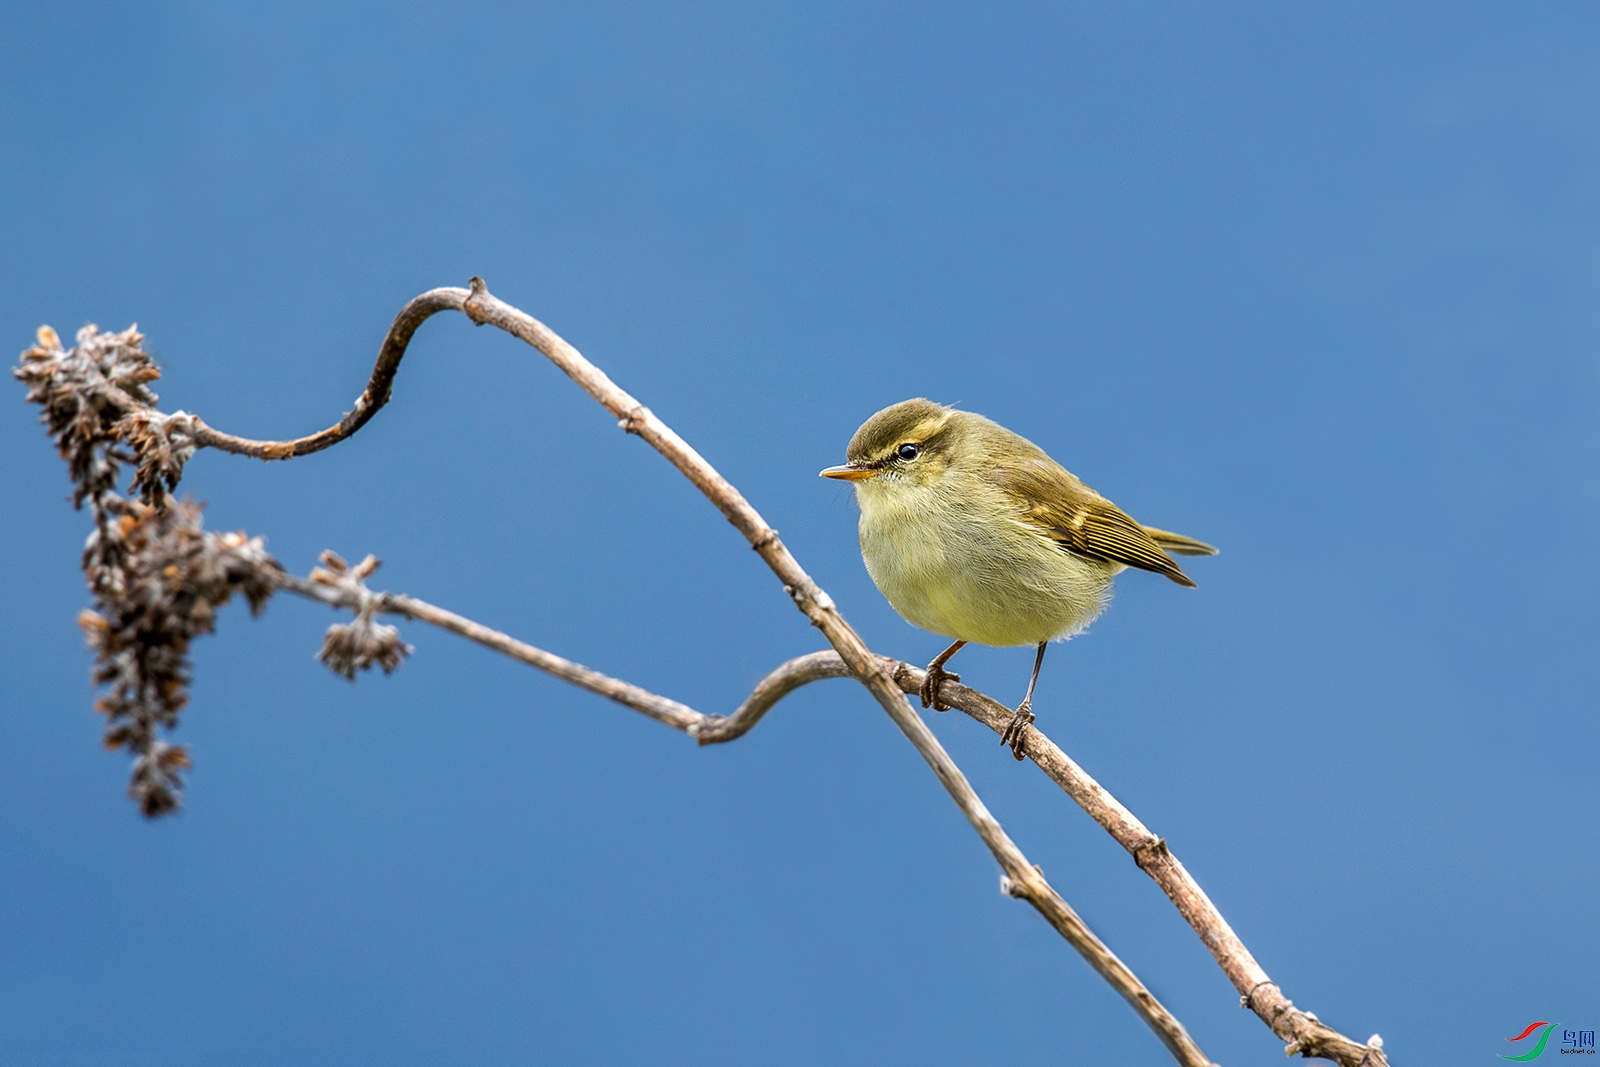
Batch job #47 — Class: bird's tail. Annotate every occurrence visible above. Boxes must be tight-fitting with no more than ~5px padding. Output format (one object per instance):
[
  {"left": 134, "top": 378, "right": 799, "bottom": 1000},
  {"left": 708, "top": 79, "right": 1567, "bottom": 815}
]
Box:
[{"left": 1141, "top": 526, "right": 1219, "bottom": 557}]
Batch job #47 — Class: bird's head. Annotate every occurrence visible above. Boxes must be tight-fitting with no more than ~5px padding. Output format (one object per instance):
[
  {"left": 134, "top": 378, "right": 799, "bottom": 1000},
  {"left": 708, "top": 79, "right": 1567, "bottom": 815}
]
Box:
[{"left": 820, "top": 398, "right": 961, "bottom": 491}]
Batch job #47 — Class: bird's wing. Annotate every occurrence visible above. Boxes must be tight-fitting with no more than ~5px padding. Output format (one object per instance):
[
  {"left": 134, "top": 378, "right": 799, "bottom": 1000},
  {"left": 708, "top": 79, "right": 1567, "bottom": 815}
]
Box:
[{"left": 990, "top": 456, "right": 1197, "bottom": 587}]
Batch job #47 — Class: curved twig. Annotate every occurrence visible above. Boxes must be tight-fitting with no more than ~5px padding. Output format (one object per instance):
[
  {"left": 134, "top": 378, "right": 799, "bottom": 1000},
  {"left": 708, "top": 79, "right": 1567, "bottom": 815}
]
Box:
[
  {"left": 690, "top": 650, "right": 856, "bottom": 743},
  {"left": 189, "top": 277, "right": 1385, "bottom": 1066},
  {"left": 275, "top": 572, "right": 1210, "bottom": 1066},
  {"left": 191, "top": 287, "right": 470, "bottom": 459},
  {"left": 285, "top": 573, "right": 851, "bottom": 744}
]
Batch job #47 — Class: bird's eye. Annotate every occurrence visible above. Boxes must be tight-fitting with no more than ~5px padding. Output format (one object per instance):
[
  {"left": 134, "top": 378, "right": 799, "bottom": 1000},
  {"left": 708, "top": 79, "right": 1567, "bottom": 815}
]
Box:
[{"left": 897, "top": 443, "right": 920, "bottom": 461}]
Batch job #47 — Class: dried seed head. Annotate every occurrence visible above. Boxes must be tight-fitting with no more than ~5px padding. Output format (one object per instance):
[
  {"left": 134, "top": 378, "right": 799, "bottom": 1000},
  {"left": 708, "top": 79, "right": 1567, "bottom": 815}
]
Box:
[
  {"left": 118, "top": 408, "right": 199, "bottom": 503},
  {"left": 15, "top": 323, "right": 162, "bottom": 508},
  {"left": 72, "top": 498, "right": 280, "bottom": 814},
  {"left": 17, "top": 324, "right": 286, "bottom": 815},
  {"left": 311, "top": 549, "right": 410, "bottom": 680},
  {"left": 129, "top": 741, "right": 193, "bottom": 817},
  {"left": 318, "top": 615, "right": 412, "bottom": 680}
]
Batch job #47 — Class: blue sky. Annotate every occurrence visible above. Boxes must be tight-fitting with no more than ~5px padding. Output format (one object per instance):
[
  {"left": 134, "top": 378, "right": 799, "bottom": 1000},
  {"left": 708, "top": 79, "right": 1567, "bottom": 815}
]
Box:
[{"left": 3, "top": 3, "right": 1597, "bottom": 1064}]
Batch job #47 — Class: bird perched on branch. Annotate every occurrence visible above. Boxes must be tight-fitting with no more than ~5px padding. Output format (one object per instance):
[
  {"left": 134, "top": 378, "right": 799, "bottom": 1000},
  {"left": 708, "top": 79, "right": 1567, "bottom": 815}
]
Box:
[{"left": 822, "top": 399, "right": 1216, "bottom": 759}]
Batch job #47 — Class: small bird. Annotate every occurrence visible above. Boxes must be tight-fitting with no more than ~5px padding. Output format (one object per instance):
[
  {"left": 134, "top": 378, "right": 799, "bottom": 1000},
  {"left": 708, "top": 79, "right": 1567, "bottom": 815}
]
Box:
[{"left": 821, "top": 398, "right": 1216, "bottom": 759}]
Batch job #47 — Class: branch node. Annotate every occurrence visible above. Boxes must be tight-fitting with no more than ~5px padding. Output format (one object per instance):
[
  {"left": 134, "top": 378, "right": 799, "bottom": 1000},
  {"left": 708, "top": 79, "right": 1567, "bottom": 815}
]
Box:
[
  {"left": 999, "top": 864, "right": 1048, "bottom": 901},
  {"left": 1134, "top": 836, "right": 1171, "bottom": 870},
  {"left": 1242, "top": 980, "right": 1279, "bottom": 1011},
  {"left": 888, "top": 659, "right": 918, "bottom": 689},
  {"left": 779, "top": 580, "right": 834, "bottom": 618},
  {"left": 464, "top": 276, "right": 491, "bottom": 324},
  {"left": 617, "top": 404, "right": 651, "bottom": 435},
  {"left": 750, "top": 528, "right": 780, "bottom": 552}
]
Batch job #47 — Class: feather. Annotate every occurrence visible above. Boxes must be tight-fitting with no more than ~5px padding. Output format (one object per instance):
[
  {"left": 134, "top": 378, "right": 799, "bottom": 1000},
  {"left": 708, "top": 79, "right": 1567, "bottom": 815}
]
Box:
[
  {"left": 1140, "top": 527, "right": 1219, "bottom": 557},
  {"left": 988, "top": 455, "right": 1198, "bottom": 587}
]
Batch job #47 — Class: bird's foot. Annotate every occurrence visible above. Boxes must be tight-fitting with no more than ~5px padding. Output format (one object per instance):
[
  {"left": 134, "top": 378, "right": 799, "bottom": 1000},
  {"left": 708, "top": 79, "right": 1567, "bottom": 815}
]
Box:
[
  {"left": 919, "top": 662, "right": 961, "bottom": 711},
  {"left": 1000, "top": 699, "right": 1034, "bottom": 761}
]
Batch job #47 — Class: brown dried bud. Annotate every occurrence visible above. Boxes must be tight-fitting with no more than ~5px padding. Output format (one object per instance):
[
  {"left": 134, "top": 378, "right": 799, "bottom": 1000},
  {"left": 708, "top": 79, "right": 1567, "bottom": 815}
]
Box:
[
  {"left": 308, "top": 549, "right": 410, "bottom": 680},
  {"left": 318, "top": 615, "right": 412, "bottom": 680},
  {"left": 129, "top": 741, "right": 192, "bottom": 817},
  {"left": 118, "top": 408, "right": 199, "bottom": 503},
  {"left": 14, "top": 323, "right": 163, "bottom": 507}
]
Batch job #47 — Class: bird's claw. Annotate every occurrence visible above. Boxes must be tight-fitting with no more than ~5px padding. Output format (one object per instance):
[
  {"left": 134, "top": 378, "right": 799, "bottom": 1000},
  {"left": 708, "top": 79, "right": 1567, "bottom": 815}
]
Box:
[
  {"left": 919, "top": 663, "right": 960, "bottom": 711},
  {"left": 1000, "top": 700, "right": 1034, "bottom": 760}
]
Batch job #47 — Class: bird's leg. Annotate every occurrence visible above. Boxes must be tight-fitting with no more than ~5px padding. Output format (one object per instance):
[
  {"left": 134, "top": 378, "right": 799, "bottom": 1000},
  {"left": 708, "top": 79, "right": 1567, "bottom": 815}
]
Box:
[
  {"left": 919, "top": 640, "right": 968, "bottom": 711},
  {"left": 1000, "top": 641, "right": 1048, "bottom": 760}
]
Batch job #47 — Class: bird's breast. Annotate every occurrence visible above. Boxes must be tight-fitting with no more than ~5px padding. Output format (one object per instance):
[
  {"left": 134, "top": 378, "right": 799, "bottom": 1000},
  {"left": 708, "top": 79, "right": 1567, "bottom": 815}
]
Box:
[{"left": 854, "top": 479, "right": 1114, "bottom": 647}]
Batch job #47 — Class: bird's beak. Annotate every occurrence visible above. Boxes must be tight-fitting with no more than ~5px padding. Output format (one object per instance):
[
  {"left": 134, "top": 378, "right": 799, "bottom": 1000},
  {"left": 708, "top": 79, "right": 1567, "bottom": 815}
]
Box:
[{"left": 819, "top": 463, "right": 879, "bottom": 481}]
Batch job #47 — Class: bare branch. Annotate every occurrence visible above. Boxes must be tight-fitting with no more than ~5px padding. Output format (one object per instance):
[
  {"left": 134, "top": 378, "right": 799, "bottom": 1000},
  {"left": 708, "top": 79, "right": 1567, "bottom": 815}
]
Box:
[
  {"left": 189, "top": 288, "right": 470, "bottom": 459},
  {"left": 900, "top": 667, "right": 1391, "bottom": 1067},
  {"left": 276, "top": 570, "right": 707, "bottom": 733},
  {"left": 271, "top": 572, "right": 1212, "bottom": 1067},
  {"left": 690, "top": 650, "right": 855, "bottom": 744},
  {"left": 19, "top": 280, "right": 1390, "bottom": 1066},
  {"left": 296, "top": 543, "right": 1390, "bottom": 1066},
  {"left": 288, "top": 555, "right": 1384, "bottom": 1066},
  {"left": 465, "top": 278, "right": 1385, "bottom": 1067},
  {"left": 294, "top": 546, "right": 1384, "bottom": 1067},
  {"left": 176, "top": 283, "right": 1233, "bottom": 1058}
]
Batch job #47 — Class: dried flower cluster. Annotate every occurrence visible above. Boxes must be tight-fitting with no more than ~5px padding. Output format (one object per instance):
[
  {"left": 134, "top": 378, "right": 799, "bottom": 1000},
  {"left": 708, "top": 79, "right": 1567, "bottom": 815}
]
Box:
[
  {"left": 13, "top": 324, "right": 202, "bottom": 507},
  {"left": 15, "top": 326, "right": 157, "bottom": 502},
  {"left": 79, "top": 502, "right": 278, "bottom": 813},
  {"left": 311, "top": 551, "right": 412, "bottom": 679},
  {"left": 119, "top": 407, "right": 200, "bottom": 504},
  {"left": 16, "top": 324, "right": 279, "bottom": 814}
]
